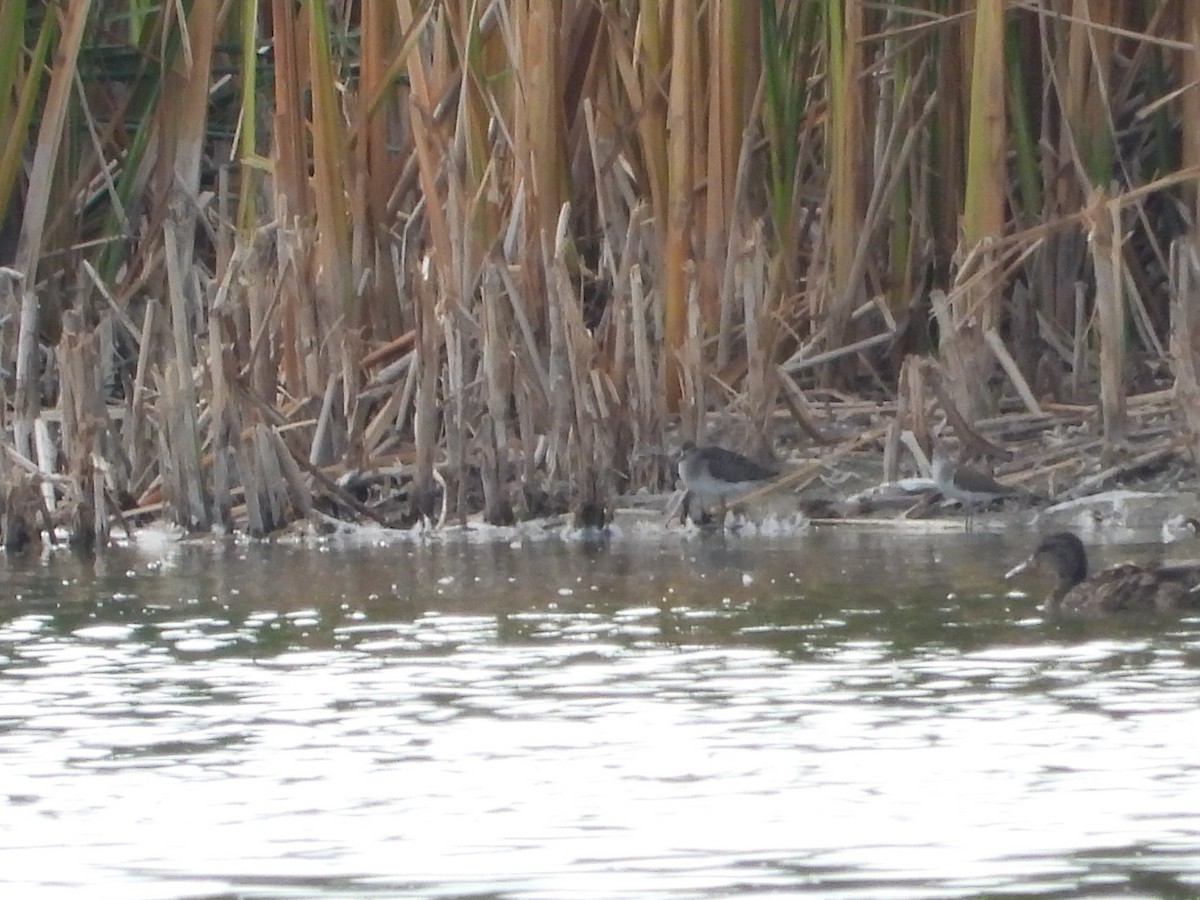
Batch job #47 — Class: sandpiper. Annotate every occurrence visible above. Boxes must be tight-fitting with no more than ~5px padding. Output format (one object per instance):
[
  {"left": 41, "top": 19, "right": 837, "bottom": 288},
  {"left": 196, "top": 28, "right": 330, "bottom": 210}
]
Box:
[
  {"left": 678, "top": 441, "right": 778, "bottom": 524},
  {"left": 931, "top": 450, "right": 1017, "bottom": 508}
]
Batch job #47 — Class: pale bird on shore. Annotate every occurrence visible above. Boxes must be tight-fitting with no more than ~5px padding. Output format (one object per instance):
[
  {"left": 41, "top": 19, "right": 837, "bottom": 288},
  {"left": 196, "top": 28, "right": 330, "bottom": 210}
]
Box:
[{"left": 931, "top": 450, "right": 1017, "bottom": 508}]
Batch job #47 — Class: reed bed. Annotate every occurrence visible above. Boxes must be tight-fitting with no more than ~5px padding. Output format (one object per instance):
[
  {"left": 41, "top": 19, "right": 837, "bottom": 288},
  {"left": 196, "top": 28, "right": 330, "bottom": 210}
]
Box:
[{"left": 1, "top": 1, "right": 1200, "bottom": 542}]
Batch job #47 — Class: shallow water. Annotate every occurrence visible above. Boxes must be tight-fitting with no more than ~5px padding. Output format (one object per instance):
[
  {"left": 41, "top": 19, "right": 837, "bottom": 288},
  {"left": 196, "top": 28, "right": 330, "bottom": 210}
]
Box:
[{"left": 2, "top": 525, "right": 1200, "bottom": 899}]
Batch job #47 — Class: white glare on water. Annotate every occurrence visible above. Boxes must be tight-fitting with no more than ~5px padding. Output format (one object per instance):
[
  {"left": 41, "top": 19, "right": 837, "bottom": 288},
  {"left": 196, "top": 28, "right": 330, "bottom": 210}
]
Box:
[{"left": 1, "top": 531, "right": 1199, "bottom": 898}]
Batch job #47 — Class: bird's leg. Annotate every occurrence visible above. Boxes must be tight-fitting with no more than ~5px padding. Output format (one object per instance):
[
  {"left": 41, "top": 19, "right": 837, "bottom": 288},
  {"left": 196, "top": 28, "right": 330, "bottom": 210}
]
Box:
[
  {"left": 685, "top": 492, "right": 717, "bottom": 527},
  {"left": 682, "top": 490, "right": 713, "bottom": 526}
]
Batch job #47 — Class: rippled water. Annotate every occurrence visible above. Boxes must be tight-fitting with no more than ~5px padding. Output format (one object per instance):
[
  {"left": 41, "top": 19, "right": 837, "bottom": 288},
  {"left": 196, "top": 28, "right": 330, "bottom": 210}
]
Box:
[{"left": 2, "top": 525, "right": 1200, "bottom": 899}]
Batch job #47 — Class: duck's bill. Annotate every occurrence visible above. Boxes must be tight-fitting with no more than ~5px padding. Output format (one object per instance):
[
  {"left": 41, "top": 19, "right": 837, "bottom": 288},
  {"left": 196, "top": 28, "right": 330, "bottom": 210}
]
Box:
[{"left": 1004, "top": 557, "right": 1034, "bottom": 580}]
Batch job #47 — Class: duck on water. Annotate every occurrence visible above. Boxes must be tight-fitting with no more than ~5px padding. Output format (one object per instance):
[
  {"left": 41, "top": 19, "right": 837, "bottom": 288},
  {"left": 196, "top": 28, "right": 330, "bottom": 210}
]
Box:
[{"left": 1005, "top": 531, "right": 1200, "bottom": 614}]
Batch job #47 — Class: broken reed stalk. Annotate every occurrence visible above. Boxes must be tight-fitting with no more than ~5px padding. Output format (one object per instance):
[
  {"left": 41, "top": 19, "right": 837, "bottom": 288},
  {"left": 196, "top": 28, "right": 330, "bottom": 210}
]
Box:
[
  {"left": 362, "top": 353, "right": 413, "bottom": 456},
  {"left": 253, "top": 423, "right": 285, "bottom": 532},
  {"left": 629, "top": 264, "right": 665, "bottom": 489},
  {"left": 234, "top": 418, "right": 265, "bottom": 537},
  {"left": 606, "top": 233, "right": 634, "bottom": 496},
  {"left": 412, "top": 271, "right": 440, "bottom": 522},
  {"left": 982, "top": 329, "right": 1042, "bottom": 416},
  {"left": 1168, "top": 238, "right": 1200, "bottom": 469},
  {"left": 310, "top": 374, "right": 342, "bottom": 468},
  {"left": 741, "top": 241, "right": 773, "bottom": 453},
  {"left": 162, "top": 196, "right": 211, "bottom": 530},
  {"left": 441, "top": 292, "right": 466, "bottom": 527},
  {"left": 123, "top": 297, "right": 157, "bottom": 496},
  {"left": 1086, "top": 189, "right": 1128, "bottom": 449},
  {"left": 209, "top": 291, "right": 232, "bottom": 530},
  {"left": 269, "top": 427, "right": 315, "bottom": 522},
  {"left": 774, "top": 367, "right": 830, "bottom": 446},
  {"left": 58, "top": 309, "right": 107, "bottom": 546},
  {"left": 883, "top": 359, "right": 914, "bottom": 482},
  {"left": 10, "top": 0, "right": 89, "bottom": 465},
  {"left": 480, "top": 264, "right": 514, "bottom": 525},
  {"left": 825, "top": 0, "right": 867, "bottom": 368},
  {"left": 544, "top": 230, "right": 572, "bottom": 489},
  {"left": 1071, "top": 283, "right": 1088, "bottom": 400},
  {"left": 550, "top": 206, "right": 611, "bottom": 522},
  {"left": 681, "top": 264, "right": 703, "bottom": 440},
  {"left": 498, "top": 261, "right": 548, "bottom": 515}
]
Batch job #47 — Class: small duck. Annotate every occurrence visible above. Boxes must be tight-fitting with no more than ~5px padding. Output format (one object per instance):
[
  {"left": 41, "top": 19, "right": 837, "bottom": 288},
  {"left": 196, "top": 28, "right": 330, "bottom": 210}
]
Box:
[
  {"left": 678, "top": 441, "right": 778, "bottom": 524},
  {"left": 1005, "top": 531, "right": 1200, "bottom": 614}
]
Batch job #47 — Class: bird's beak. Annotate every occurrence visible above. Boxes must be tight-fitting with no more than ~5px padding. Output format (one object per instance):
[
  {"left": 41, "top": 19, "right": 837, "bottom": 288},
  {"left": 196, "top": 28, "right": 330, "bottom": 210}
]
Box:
[{"left": 1004, "top": 556, "right": 1035, "bottom": 580}]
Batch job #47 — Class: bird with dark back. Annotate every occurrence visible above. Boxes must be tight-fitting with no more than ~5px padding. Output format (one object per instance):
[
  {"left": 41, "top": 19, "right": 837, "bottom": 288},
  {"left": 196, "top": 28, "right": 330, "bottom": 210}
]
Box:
[
  {"left": 931, "top": 450, "right": 1017, "bottom": 508},
  {"left": 677, "top": 441, "right": 778, "bottom": 525}
]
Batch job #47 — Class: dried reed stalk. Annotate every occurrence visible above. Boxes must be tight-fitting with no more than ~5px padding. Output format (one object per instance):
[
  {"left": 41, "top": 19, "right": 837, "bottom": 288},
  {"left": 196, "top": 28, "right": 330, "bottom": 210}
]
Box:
[
  {"left": 660, "top": 0, "right": 696, "bottom": 409},
  {"left": 411, "top": 271, "right": 440, "bottom": 522},
  {"left": 1086, "top": 189, "right": 1127, "bottom": 448},
  {"left": 12, "top": 1, "right": 90, "bottom": 462},
  {"left": 932, "top": 284, "right": 992, "bottom": 423},
  {"left": 162, "top": 201, "right": 210, "bottom": 529},
  {"left": 1168, "top": 238, "right": 1200, "bottom": 468},
  {"left": 441, "top": 293, "right": 468, "bottom": 526},
  {"left": 58, "top": 309, "right": 108, "bottom": 545},
  {"left": 825, "top": 0, "right": 866, "bottom": 367},
  {"left": 480, "top": 264, "right": 514, "bottom": 524}
]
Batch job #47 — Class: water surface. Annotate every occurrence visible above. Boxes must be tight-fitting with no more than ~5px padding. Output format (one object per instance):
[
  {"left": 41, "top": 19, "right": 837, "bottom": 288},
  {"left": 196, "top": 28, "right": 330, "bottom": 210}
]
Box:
[{"left": 2, "top": 526, "right": 1199, "bottom": 898}]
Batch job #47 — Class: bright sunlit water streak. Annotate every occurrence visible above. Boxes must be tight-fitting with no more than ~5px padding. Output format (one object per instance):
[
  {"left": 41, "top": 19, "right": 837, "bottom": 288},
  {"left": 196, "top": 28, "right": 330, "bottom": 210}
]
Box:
[{"left": 1, "top": 528, "right": 1199, "bottom": 898}]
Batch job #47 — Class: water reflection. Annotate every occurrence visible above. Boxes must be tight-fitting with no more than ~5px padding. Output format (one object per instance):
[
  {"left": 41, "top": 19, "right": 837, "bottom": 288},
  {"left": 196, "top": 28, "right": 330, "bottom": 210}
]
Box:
[{"left": 1, "top": 527, "right": 1199, "bottom": 898}]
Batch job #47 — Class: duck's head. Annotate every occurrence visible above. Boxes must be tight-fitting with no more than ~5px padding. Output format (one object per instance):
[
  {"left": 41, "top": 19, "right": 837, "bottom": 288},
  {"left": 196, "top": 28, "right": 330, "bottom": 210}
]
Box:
[{"left": 1005, "top": 532, "right": 1089, "bottom": 592}]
